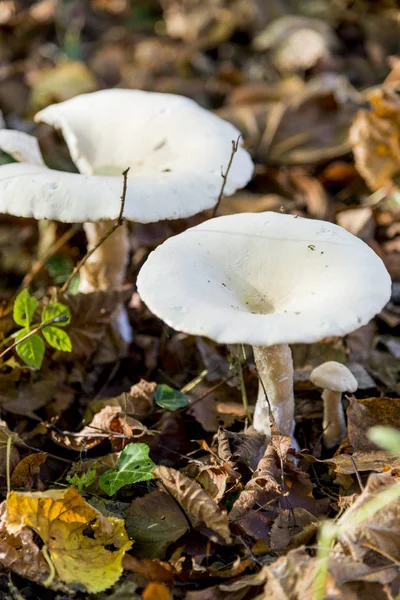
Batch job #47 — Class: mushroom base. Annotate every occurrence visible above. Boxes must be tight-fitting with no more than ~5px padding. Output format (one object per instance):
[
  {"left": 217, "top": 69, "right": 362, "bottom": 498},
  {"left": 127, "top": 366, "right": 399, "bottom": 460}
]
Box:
[
  {"left": 80, "top": 220, "right": 132, "bottom": 344},
  {"left": 253, "top": 344, "right": 295, "bottom": 439},
  {"left": 322, "top": 389, "right": 346, "bottom": 448}
]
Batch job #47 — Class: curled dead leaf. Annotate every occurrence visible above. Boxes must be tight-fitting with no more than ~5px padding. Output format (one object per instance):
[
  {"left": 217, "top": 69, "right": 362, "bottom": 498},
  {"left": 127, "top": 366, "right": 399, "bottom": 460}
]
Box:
[{"left": 154, "top": 466, "right": 232, "bottom": 543}]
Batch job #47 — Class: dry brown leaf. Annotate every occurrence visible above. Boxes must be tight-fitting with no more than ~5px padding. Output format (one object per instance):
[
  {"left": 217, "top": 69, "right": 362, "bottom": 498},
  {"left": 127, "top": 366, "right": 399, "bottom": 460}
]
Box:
[
  {"left": 323, "top": 451, "right": 400, "bottom": 475},
  {"left": 5, "top": 487, "right": 132, "bottom": 593},
  {"left": 350, "top": 87, "right": 400, "bottom": 190},
  {"left": 216, "top": 427, "right": 265, "bottom": 469},
  {"left": 196, "top": 466, "right": 229, "bottom": 502},
  {"left": 269, "top": 508, "right": 318, "bottom": 552},
  {"left": 154, "top": 466, "right": 232, "bottom": 543},
  {"left": 142, "top": 582, "right": 171, "bottom": 600},
  {"left": 123, "top": 555, "right": 175, "bottom": 584},
  {"left": 229, "top": 445, "right": 282, "bottom": 522},
  {"left": 10, "top": 452, "right": 47, "bottom": 490},
  {"left": 347, "top": 396, "right": 400, "bottom": 451},
  {"left": 189, "top": 384, "right": 245, "bottom": 432},
  {"left": 126, "top": 489, "right": 189, "bottom": 558},
  {"left": 338, "top": 469, "right": 400, "bottom": 562},
  {"left": 29, "top": 60, "right": 97, "bottom": 112},
  {"left": 95, "top": 379, "right": 156, "bottom": 420}
]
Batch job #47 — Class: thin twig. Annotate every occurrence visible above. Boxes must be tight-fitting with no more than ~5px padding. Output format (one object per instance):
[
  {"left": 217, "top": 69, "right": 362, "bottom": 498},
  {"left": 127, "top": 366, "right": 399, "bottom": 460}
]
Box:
[
  {"left": 20, "top": 224, "right": 81, "bottom": 291},
  {"left": 0, "top": 314, "right": 69, "bottom": 362},
  {"left": 212, "top": 135, "right": 241, "bottom": 218},
  {"left": 60, "top": 168, "right": 130, "bottom": 293}
]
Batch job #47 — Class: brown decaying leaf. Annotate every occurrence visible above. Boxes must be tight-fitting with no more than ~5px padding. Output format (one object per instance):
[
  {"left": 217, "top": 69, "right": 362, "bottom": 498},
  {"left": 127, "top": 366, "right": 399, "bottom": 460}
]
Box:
[
  {"left": 347, "top": 396, "right": 400, "bottom": 451},
  {"left": 126, "top": 489, "right": 189, "bottom": 559},
  {"left": 55, "top": 287, "right": 132, "bottom": 362},
  {"left": 195, "top": 465, "right": 229, "bottom": 502},
  {"left": 142, "top": 582, "right": 171, "bottom": 600},
  {"left": 123, "top": 555, "right": 175, "bottom": 584},
  {"left": 323, "top": 451, "right": 400, "bottom": 475},
  {"left": 269, "top": 508, "right": 318, "bottom": 552},
  {"left": 93, "top": 379, "right": 156, "bottom": 420},
  {"left": 338, "top": 469, "right": 400, "bottom": 563},
  {"left": 350, "top": 87, "right": 400, "bottom": 190},
  {"left": 189, "top": 385, "right": 245, "bottom": 432},
  {"left": 216, "top": 427, "right": 266, "bottom": 470},
  {"left": 229, "top": 445, "right": 282, "bottom": 522},
  {"left": 10, "top": 452, "right": 47, "bottom": 490},
  {"left": 154, "top": 466, "right": 232, "bottom": 543}
]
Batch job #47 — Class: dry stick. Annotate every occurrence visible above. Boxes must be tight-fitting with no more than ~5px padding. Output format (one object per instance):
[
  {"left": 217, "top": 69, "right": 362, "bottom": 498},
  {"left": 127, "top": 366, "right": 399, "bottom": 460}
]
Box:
[
  {"left": 0, "top": 314, "right": 69, "bottom": 362},
  {"left": 60, "top": 168, "right": 130, "bottom": 293},
  {"left": 21, "top": 224, "right": 81, "bottom": 291},
  {"left": 212, "top": 135, "right": 241, "bottom": 218}
]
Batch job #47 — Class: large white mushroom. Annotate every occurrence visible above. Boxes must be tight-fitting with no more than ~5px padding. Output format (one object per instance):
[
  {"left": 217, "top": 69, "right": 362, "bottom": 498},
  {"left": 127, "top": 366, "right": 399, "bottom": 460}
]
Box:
[
  {"left": 137, "top": 212, "right": 391, "bottom": 440},
  {"left": 0, "top": 89, "right": 253, "bottom": 341}
]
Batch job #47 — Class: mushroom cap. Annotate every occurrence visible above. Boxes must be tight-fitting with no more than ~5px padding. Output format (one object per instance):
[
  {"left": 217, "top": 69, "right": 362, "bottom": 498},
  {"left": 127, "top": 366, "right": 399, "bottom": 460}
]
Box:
[
  {"left": 310, "top": 361, "right": 358, "bottom": 393},
  {"left": 0, "top": 89, "right": 253, "bottom": 223},
  {"left": 137, "top": 212, "right": 391, "bottom": 346}
]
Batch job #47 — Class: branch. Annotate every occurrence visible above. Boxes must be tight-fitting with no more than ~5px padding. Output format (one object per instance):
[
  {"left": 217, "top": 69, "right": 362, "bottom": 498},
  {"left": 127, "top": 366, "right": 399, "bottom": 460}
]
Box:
[
  {"left": 0, "top": 314, "right": 69, "bottom": 362},
  {"left": 212, "top": 135, "right": 241, "bottom": 218},
  {"left": 60, "top": 168, "right": 130, "bottom": 293}
]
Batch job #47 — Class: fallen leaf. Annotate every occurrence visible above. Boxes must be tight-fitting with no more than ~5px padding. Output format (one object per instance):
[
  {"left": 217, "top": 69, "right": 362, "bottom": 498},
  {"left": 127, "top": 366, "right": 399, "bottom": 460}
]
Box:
[
  {"left": 0, "top": 502, "right": 67, "bottom": 592},
  {"left": 123, "top": 554, "right": 175, "bottom": 584},
  {"left": 269, "top": 508, "right": 318, "bottom": 552},
  {"left": 5, "top": 487, "right": 132, "bottom": 593},
  {"left": 99, "top": 443, "right": 155, "bottom": 496},
  {"left": 142, "top": 582, "right": 171, "bottom": 600},
  {"left": 350, "top": 87, "right": 400, "bottom": 190},
  {"left": 92, "top": 379, "right": 156, "bottom": 421},
  {"left": 196, "top": 466, "right": 229, "bottom": 502},
  {"left": 10, "top": 452, "right": 47, "bottom": 490},
  {"left": 347, "top": 397, "right": 400, "bottom": 451},
  {"left": 323, "top": 450, "right": 400, "bottom": 475},
  {"left": 29, "top": 60, "right": 97, "bottom": 112},
  {"left": 154, "top": 466, "right": 232, "bottom": 543},
  {"left": 126, "top": 490, "right": 189, "bottom": 558}
]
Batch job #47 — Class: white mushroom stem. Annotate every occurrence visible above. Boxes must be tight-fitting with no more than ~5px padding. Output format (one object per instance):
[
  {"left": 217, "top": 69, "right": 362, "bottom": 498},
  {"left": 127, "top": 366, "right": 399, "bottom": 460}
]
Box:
[
  {"left": 80, "top": 221, "right": 132, "bottom": 343},
  {"left": 322, "top": 389, "right": 346, "bottom": 449},
  {"left": 253, "top": 344, "right": 295, "bottom": 438}
]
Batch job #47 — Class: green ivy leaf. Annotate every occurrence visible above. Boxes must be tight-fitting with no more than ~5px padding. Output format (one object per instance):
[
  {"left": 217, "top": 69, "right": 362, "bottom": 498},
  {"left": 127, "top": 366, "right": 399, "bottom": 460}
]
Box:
[
  {"left": 15, "top": 332, "right": 45, "bottom": 370},
  {"left": 154, "top": 384, "right": 189, "bottom": 411},
  {"left": 42, "top": 302, "right": 71, "bottom": 327},
  {"left": 99, "top": 443, "right": 155, "bottom": 496},
  {"left": 13, "top": 289, "right": 39, "bottom": 328},
  {"left": 42, "top": 326, "right": 72, "bottom": 352}
]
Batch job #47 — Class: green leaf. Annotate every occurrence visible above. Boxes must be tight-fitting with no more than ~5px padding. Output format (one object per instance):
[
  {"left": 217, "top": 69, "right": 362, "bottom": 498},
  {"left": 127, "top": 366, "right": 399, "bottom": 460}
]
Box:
[
  {"left": 42, "top": 326, "right": 72, "bottom": 352},
  {"left": 13, "top": 289, "right": 39, "bottom": 328},
  {"left": 15, "top": 332, "right": 45, "bottom": 370},
  {"left": 66, "top": 465, "right": 97, "bottom": 493},
  {"left": 368, "top": 426, "right": 400, "bottom": 456},
  {"left": 99, "top": 443, "right": 155, "bottom": 496},
  {"left": 41, "top": 302, "right": 71, "bottom": 327},
  {"left": 154, "top": 384, "right": 189, "bottom": 411}
]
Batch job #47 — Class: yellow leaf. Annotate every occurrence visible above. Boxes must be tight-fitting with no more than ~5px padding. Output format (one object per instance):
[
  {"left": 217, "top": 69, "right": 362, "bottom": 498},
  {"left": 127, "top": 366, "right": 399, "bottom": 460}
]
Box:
[{"left": 5, "top": 487, "right": 132, "bottom": 593}]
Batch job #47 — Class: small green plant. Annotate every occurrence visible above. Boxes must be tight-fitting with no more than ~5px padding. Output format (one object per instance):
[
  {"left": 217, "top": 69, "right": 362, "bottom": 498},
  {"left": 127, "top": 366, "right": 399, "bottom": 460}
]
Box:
[
  {"left": 10, "top": 289, "right": 72, "bottom": 369},
  {"left": 154, "top": 384, "right": 189, "bottom": 411},
  {"left": 66, "top": 465, "right": 97, "bottom": 493},
  {"left": 99, "top": 443, "right": 155, "bottom": 496}
]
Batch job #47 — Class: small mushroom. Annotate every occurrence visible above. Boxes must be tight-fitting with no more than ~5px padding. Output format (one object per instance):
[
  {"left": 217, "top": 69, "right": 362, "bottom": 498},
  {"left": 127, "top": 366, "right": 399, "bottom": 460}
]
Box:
[
  {"left": 0, "top": 90, "right": 253, "bottom": 343},
  {"left": 137, "top": 212, "right": 391, "bottom": 440},
  {"left": 310, "top": 361, "right": 358, "bottom": 448}
]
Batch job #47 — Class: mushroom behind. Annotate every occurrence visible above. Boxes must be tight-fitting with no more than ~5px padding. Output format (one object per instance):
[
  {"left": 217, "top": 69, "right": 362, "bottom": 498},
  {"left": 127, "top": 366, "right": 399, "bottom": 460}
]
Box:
[
  {"left": 137, "top": 212, "right": 391, "bottom": 440},
  {"left": 0, "top": 89, "right": 254, "bottom": 344}
]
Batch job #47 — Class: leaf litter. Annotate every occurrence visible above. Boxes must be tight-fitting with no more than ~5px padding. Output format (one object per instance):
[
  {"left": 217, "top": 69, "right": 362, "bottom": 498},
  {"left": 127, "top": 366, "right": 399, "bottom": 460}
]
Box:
[{"left": 0, "top": 1, "right": 399, "bottom": 599}]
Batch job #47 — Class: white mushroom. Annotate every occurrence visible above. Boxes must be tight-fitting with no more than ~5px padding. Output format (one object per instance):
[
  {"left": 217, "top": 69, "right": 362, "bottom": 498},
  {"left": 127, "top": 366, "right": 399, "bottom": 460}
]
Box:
[
  {"left": 137, "top": 212, "right": 391, "bottom": 440},
  {"left": 310, "top": 361, "right": 358, "bottom": 448},
  {"left": 0, "top": 89, "right": 253, "bottom": 342}
]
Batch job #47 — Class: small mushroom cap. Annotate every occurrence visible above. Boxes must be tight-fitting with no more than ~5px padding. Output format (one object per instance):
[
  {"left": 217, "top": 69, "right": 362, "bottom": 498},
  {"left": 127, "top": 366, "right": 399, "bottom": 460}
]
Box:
[
  {"left": 137, "top": 212, "right": 391, "bottom": 346},
  {"left": 310, "top": 361, "right": 358, "bottom": 393},
  {"left": 0, "top": 89, "right": 253, "bottom": 223}
]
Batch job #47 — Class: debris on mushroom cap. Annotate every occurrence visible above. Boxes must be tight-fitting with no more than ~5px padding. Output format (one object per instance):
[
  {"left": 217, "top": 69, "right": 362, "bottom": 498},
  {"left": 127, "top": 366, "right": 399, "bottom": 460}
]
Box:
[
  {"left": 310, "top": 361, "right": 358, "bottom": 393},
  {"left": 137, "top": 212, "right": 392, "bottom": 347},
  {"left": 0, "top": 89, "right": 254, "bottom": 223}
]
